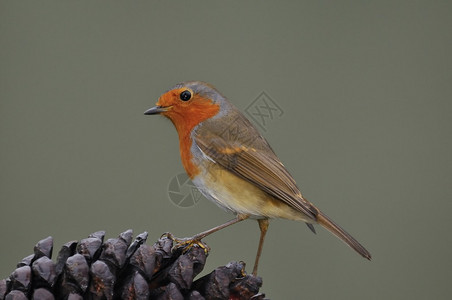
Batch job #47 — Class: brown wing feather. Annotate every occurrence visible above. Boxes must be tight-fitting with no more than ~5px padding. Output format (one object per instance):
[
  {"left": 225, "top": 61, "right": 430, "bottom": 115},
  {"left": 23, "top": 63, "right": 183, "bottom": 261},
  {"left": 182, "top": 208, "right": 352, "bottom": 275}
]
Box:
[{"left": 194, "top": 113, "right": 317, "bottom": 221}]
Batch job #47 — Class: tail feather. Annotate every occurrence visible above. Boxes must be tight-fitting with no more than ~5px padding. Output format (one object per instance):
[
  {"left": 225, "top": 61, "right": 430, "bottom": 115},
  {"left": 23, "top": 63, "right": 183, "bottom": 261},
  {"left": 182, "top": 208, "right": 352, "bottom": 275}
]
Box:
[{"left": 317, "top": 211, "right": 371, "bottom": 260}]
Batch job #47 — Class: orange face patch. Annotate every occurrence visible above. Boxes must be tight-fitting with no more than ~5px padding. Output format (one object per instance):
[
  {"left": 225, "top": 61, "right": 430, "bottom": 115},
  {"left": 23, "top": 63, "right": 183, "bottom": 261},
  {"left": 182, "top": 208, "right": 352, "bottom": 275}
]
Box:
[
  {"left": 156, "top": 87, "right": 220, "bottom": 137},
  {"left": 157, "top": 87, "right": 220, "bottom": 178}
]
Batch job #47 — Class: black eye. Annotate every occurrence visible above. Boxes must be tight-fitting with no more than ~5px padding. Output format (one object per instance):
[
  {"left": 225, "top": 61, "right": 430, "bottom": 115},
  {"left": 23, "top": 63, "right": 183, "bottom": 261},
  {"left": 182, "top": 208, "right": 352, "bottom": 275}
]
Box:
[{"left": 180, "top": 90, "right": 192, "bottom": 101}]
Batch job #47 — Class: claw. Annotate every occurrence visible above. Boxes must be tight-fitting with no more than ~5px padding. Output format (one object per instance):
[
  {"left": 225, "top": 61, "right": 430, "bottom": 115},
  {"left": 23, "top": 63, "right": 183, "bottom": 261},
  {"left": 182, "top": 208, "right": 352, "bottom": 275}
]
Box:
[
  {"left": 160, "top": 232, "right": 174, "bottom": 240},
  {"left": 238, "top": 261, "right": 247, "bottom": 277},
  {"left": 173, "top": 238, "right": 211, "bottom": 255},
  {"left": 161, "top": 233, "right": 210, "bottom": 255}
]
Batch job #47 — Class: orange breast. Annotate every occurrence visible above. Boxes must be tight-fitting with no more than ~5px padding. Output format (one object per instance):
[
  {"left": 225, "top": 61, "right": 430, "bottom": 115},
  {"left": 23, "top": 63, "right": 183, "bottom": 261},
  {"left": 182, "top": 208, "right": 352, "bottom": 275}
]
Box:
[{"left": 164, "top": 96, "right": 220, "bottom": 178}]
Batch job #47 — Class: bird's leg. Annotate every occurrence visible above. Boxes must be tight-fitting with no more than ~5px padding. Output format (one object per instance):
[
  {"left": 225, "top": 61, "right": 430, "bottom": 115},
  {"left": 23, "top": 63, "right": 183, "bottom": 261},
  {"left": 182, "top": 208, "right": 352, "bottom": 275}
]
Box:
[
  {"left": 167, "top": 214, "right": 249, "bottom": 254},
  {"left": 192, "top": 214, "right": 249, "bottom": 240},
  {"left": 252, "top": 218, "right": 269, "bottom": 276}
]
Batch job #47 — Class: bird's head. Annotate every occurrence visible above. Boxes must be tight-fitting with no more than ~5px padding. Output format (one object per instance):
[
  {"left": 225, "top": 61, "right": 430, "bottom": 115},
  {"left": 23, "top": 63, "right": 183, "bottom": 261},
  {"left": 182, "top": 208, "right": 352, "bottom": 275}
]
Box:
[{"left": 145, "top": 81, "right": 225, "bottom": 135}]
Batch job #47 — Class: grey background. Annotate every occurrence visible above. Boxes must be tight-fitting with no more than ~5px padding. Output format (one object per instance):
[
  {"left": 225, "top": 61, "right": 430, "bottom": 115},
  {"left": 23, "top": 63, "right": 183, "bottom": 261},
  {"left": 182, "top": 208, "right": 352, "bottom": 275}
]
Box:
[{"left": 1, "top": 1, "right": 451, "bottom": 299}]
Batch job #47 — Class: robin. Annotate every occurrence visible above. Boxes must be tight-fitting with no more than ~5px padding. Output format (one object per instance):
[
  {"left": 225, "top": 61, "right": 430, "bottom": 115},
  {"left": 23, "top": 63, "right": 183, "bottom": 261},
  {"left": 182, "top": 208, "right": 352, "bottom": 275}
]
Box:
[{"left": 145, "top": 81, "right": 371, "bottom": 275}]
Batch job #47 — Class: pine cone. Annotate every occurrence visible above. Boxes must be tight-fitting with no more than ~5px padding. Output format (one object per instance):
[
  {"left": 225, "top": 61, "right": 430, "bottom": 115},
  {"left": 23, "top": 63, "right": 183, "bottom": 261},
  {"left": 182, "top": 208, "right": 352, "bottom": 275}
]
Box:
[{"left": 0, "top": 230, "right": 266, "bottom": 300}]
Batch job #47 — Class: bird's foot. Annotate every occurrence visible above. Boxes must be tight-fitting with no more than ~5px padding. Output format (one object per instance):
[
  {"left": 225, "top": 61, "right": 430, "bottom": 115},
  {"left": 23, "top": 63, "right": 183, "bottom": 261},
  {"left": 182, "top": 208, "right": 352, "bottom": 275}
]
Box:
[{"left": 161, "top": 232, "right": 210, "bottom": 255}]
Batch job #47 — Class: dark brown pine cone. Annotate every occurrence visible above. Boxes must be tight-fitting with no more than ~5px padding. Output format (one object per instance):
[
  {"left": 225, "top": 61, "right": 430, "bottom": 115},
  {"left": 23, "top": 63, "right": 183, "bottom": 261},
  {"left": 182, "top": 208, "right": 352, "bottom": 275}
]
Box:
[{"left": 0, "top": 230, "right": 266, "bottom": 300}]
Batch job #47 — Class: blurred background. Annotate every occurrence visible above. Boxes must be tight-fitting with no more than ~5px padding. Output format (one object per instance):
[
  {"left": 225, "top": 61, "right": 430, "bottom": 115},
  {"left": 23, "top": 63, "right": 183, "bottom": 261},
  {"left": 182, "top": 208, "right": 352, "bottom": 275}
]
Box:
[{"left": 1, "top": 1, "right": 451, "bottom": 299}]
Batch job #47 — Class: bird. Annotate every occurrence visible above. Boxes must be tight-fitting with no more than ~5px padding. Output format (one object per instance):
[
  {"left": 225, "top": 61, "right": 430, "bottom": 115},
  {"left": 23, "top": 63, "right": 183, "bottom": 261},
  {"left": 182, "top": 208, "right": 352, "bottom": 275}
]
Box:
[{"left": 144, "top": 81, "right": 371, "bottom": 275}]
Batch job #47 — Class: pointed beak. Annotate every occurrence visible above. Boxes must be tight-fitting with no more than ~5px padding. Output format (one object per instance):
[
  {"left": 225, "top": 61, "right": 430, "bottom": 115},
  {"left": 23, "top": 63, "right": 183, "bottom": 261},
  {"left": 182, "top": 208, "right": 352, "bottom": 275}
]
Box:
[{"left": 144, "top": 106, "right": 167, "bottom": 115}]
